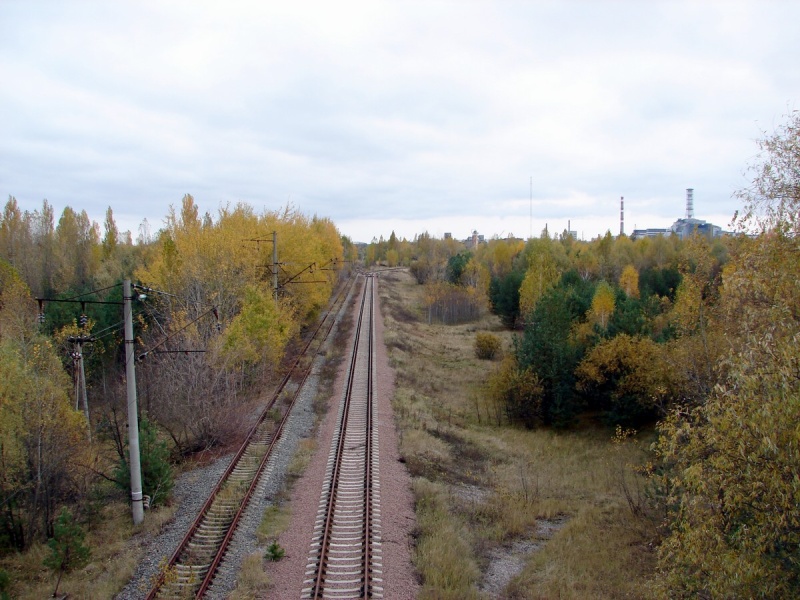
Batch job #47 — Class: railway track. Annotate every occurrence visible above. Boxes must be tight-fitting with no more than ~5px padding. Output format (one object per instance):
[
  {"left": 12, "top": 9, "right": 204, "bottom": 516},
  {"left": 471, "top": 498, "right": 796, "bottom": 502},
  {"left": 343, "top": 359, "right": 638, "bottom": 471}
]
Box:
[
  {"left": 146, "top": 275, "right": 355, "bottom": 600},
  {"left": 302, "top": 273, "right": 382, "bottom": 599}
]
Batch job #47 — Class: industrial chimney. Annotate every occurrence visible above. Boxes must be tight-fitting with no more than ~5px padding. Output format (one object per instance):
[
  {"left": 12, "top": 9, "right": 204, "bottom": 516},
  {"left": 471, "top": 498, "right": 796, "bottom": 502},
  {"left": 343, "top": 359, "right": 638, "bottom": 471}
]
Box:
[
  {"left": 686, "top": 188, "right": 694, "bottom": 219},
  {"left": 620, "top": 196, "right": 624, "bottom": 236}
]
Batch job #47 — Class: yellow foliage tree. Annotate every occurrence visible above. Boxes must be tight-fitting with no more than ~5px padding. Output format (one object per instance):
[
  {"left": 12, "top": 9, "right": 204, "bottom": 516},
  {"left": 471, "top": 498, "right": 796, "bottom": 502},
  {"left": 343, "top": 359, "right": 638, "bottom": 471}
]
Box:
[
  {"left": 589, "top": 280, "right": 615, "bottom": 329},
  {"left": 518, "top": 253, "right": 559, "bottom": 319},
  {"left": 134, "top": 199, "right": 344, "bottom": 450},
  {"left": 576, "top": 334, "right": 670, "bottom": 419},
  {"left": 0, "top": 262, "right": 89, "bottom": 547},
  {"left": 618, "top": 264, "right": 639, "bottom": 299},
  {"left": 655, "top": 110, "right": 800, "bottom": 598}
]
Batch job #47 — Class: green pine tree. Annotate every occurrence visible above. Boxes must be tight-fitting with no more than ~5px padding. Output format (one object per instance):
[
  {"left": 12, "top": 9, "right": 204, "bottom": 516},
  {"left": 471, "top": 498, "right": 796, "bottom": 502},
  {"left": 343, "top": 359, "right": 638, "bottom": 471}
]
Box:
[
  {"left": 114, "top": 417, "right": 174, "bottom": 508},
  {"left": 43, "top": 508, "right": 90, "bottom": 598}
]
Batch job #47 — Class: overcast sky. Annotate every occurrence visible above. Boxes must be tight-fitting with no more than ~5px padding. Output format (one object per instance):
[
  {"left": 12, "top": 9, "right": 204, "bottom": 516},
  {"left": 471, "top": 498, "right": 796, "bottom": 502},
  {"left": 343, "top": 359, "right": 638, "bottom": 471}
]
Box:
[{"left": 2, "top": 1, "right": 798, "bottom": 243}]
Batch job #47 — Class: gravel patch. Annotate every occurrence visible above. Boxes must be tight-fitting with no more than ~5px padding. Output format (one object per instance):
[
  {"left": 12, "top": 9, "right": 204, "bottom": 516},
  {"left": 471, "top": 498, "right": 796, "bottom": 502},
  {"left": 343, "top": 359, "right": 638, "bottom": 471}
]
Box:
[
  {"left": 115, "top": 454, "right": 234, "bottom": 599},
  {"left": 479, "top": 515, "right": 570, "bottom": 598}
]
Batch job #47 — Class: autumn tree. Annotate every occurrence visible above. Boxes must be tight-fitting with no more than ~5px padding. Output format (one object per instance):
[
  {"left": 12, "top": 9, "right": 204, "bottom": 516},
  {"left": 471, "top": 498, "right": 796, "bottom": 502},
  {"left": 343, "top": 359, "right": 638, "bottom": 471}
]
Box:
[
  {"left": 0, "top": 261, "right": 89, "bottom": 549},
  {"left": 423, "top": 281, "right": 485, "bottom": 325},
  {"left": 576, "top": 334, "right": 670, "bottom": 425},
  {"left": 54, "top": 207, "right": 98, "bottom": 292},
  {"left": 133, "top": 200, "right": 344, "bottom": 453},
  {"left": 734, "top": 108, "right": 800, "bottom": 234},
  {"left": 409, "top": 232, "right": 459, "bottom": 284},
  {"left": 484, "top": 355, "right": 543, "bottom": 428},
  {"left": 618, "top": 264, "right": 639, "bottom": 299},
  {"left": 655, "top": 109, "right": 800, "bottom": 598},
  {"left": 518, "top": 238, "right": 559, "bottom": 320},
  {"left": 101, "top": 206, "right": 118, "bottom": 260},
  {"left": 589, "top": 280, "right": 615, "bottom": 330}
]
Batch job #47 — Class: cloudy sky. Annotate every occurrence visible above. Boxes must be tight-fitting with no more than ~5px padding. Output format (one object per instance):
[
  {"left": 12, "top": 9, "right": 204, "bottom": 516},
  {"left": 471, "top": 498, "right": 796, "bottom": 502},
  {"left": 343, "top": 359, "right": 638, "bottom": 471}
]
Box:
[{"left": 1, "top": 1, "right": 798, "bottom": 243}]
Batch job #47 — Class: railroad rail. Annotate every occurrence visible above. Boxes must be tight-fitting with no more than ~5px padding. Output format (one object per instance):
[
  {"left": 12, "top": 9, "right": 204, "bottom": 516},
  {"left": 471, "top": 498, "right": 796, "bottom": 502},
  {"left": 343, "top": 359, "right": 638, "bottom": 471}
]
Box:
[
  {"left": 302, "top": 273, "right": 382, "bottom": 599},
  {"left": 146, "top": 275, "right": 355, "bottom": 600}
]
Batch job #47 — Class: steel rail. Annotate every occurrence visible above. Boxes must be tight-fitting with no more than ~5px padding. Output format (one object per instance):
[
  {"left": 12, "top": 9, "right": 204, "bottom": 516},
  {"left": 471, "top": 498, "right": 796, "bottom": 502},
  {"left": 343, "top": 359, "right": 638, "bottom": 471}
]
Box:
[
  {"left": 146, "top": 275, "right": 355, "bottom": 599},
  {"left": 310, "top": 277, "right": 368, "bottom": 599},
  {"left": 363, "top": 275, "right": 375, "bottom": 597},
  {"left": 305, "top": 274, "right": 381, "bottom": 599}
]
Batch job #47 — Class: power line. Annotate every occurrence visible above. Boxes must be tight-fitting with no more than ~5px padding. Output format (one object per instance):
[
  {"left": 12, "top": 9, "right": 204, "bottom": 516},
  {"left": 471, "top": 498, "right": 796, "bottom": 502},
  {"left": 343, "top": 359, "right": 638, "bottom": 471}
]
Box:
[{"left": 136, "top": 305, "right": 220, "bottom": 362}]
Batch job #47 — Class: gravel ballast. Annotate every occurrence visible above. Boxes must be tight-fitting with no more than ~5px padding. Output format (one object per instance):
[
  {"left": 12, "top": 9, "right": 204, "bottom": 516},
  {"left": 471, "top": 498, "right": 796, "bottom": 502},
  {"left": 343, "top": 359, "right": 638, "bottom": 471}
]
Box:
[
  {"left": 265, "top": 274, "right": 420, "bottom": 598},
  {"left": 116, "top": 275, "right": 419, "bottom": 599}
]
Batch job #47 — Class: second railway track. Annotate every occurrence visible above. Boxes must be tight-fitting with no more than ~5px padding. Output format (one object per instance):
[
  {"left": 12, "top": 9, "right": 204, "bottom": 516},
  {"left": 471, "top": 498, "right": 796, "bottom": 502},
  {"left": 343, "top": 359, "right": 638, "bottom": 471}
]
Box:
[{"left": 146, "top": 275, "right": 356, "bottom": 599}]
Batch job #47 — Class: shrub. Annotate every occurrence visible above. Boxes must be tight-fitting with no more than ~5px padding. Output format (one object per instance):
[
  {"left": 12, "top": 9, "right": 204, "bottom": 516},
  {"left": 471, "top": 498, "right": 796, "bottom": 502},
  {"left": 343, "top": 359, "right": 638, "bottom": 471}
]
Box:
[
  {"left": 485, "top": 356, "right": 544, "bottom": 428},
  {"left": 474, "top": 332, "right": 501, "bottom": 360},
  {"left": 264, "top": 542, "right": 285, "bottom": 561}
]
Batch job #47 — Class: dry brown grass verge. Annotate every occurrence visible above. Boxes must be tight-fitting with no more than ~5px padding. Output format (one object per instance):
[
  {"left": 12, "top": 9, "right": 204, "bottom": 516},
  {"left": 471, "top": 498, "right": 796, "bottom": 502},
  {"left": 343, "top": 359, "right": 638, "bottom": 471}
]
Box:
[
  {"left": 379, "top": 268, "right": 657, "bottom": 599},
  {"left": 0, "top": 492, "right": 176, "bottom": 600}
]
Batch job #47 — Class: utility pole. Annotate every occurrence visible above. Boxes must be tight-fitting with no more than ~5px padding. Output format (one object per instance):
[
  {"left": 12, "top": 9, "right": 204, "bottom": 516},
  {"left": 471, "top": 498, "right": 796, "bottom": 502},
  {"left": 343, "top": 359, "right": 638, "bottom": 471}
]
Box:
[
  {"left": 123, "top": 279, "right": 144, "bottom": 525},
  {"left": 68, "top": 334, "right": 93, "bottom": 441},
  {"left": 272, "top": 230, "right": 278, "bottom": 306}
]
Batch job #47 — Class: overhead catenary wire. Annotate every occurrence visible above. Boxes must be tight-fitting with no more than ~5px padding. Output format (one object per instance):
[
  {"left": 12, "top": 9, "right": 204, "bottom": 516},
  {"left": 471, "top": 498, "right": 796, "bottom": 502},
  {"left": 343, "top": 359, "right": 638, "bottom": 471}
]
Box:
[{"left": 136, "top": 305, "right": 220, "bottom": 362}]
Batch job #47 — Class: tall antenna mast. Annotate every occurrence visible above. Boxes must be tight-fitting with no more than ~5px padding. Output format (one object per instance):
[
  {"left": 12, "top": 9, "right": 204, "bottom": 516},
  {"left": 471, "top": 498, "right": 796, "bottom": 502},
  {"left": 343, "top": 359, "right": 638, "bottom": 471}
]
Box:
[{"left": 529, "top": 176, "right": 532, "bottom": 240}]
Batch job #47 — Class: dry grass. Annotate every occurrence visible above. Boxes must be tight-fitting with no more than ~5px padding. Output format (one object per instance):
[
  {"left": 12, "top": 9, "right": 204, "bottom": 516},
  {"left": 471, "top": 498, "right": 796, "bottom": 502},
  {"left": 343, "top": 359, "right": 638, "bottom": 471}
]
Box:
[
  {"left": 0, "top": 494, "right": 175, "bottom": 600},
  {"left": 229, "top": 551, "right": 271, "bottom": 599},
  {"left": 379, "top": 268, "right": 657, "bottom": 599},
  {"left": 256, "top": 504, "right": 292, "bottom": 546}
]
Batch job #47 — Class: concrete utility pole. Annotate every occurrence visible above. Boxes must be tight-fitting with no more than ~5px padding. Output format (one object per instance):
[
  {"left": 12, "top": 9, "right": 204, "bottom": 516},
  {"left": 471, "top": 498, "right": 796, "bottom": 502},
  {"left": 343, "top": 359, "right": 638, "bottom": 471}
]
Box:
[{"left": 123, "top": 279, "right": 144, "bottom": 525}]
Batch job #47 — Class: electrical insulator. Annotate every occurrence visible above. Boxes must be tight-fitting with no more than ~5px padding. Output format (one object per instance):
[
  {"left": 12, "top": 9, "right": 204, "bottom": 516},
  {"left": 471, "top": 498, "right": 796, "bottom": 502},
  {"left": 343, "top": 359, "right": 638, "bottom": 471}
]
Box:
[
  {"left": 38, "top": 312, "right": 46, "bottom": 324},
  {"left": 80, "top": 314, "right": 88, "bottom": 327}
]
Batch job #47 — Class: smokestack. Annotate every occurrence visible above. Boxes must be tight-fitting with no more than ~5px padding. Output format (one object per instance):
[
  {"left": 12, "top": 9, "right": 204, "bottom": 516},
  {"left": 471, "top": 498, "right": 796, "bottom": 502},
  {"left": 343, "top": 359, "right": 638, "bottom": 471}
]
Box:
[
  {"left": 686, "top": 188, "right": 694, "bottom": 219},
  {"left": 620, "top": 196, "right": 624, "bottom": 236}
]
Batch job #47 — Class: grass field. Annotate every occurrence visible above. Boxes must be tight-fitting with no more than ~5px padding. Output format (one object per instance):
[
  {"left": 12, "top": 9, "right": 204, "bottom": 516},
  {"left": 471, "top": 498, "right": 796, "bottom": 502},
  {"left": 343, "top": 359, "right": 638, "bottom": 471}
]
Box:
[{"left": 378, "top": 268, "right": 658, "bottom": 599}]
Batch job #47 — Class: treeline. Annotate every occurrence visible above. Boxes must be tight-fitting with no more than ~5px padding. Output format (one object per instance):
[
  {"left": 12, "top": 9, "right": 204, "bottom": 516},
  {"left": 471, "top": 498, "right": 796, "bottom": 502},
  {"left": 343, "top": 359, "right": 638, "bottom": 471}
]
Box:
[
  {"left": 0, "top": 194, "right": 353, "bottom": 553},
  {"left": 367, "top": 220, "right": 714, "bottom": 427},
  {"left": 367, "top": 110, "right": 800, "bottom": 597}
]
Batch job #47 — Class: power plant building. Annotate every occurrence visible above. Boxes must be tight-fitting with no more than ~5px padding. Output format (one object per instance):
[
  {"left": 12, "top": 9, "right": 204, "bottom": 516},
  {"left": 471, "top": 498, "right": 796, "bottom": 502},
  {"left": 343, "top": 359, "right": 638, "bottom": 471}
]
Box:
[{"left": 631, "top": 189, "right": 726, "bottom": 240}]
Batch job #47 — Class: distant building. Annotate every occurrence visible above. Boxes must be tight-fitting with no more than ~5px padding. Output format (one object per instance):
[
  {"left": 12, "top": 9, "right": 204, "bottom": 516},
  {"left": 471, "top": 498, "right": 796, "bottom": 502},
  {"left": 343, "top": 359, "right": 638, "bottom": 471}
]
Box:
[
  {"left": 465, "top": 230, "right": 485, "bottom": 248},
  {"left": 670, "top": 217, "right": 723, "bottom": 240},
  {"left": 630, "top": 189, "right": 728, "bottom": 241},
  {"left": 630, "top": 227, "right": 671, "bottom": 240}
]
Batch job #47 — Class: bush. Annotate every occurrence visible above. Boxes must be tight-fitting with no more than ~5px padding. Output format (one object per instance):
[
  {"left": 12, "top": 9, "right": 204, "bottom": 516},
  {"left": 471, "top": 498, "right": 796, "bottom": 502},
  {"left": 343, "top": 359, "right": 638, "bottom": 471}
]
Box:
[
  {"left": 265, "top": 542, "right": 285, "bottom": 561},
  {"left": 474, "top": 332, "right": 501, "bottom": 360},
  {"left": 485, "top": 356, "right": 544, "bottom": 428}
]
